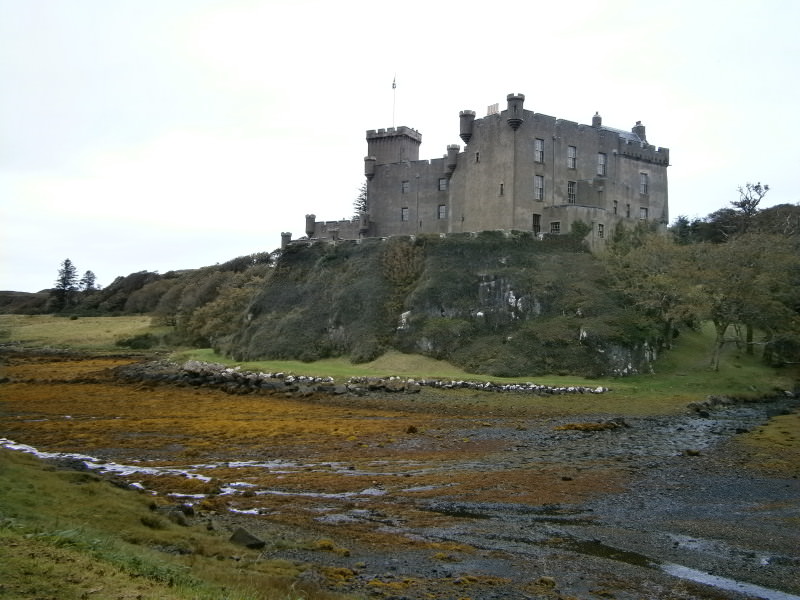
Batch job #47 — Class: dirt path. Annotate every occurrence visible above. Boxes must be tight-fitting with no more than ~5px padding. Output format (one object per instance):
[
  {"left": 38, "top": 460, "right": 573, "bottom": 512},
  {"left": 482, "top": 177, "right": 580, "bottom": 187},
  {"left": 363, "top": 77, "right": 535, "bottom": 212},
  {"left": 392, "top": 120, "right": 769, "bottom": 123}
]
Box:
[{"left": 1, "top": 349, "right": 798, "bottom": 599}]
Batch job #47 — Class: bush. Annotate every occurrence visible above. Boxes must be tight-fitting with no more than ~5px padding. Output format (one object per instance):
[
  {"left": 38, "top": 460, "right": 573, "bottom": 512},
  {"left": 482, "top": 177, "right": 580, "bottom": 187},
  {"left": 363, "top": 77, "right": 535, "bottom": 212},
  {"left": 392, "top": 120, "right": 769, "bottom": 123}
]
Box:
[{"left": 115, "top": 333, "right": 158, "bottom": 350}]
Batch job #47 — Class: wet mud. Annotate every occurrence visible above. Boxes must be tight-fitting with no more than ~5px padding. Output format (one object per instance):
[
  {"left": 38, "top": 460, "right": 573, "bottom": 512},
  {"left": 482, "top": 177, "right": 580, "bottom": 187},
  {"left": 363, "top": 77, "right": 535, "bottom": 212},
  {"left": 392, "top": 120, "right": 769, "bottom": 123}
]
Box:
[{"left": 1, "top": 349, "right": 799, "bottom": 599}]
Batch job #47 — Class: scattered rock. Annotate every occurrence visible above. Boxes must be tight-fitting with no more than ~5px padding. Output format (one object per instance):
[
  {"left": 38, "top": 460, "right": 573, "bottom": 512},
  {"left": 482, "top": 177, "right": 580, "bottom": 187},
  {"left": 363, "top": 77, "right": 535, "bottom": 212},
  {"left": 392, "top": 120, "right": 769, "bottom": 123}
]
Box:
[
  {"left": 229, "top": 527, "right": 266, "bottom": 549},
  {"left": 535, "top": 576, "right": 557, "bottom": 587}
]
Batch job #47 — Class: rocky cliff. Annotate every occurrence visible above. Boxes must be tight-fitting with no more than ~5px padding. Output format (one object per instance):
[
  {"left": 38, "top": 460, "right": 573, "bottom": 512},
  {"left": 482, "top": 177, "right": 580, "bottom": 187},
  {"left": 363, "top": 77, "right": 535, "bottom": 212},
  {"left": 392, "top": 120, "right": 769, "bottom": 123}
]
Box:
[{"left": 230, "top": 232, "right": 657, "bottom": 377}]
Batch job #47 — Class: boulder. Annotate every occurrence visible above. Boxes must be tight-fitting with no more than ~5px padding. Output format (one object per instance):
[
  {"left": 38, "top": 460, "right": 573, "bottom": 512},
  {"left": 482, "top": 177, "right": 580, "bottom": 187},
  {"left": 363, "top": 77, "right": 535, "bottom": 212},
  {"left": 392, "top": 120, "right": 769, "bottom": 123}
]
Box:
[{"left": 229, "top": 527, "right": 266, "bottom": 549}]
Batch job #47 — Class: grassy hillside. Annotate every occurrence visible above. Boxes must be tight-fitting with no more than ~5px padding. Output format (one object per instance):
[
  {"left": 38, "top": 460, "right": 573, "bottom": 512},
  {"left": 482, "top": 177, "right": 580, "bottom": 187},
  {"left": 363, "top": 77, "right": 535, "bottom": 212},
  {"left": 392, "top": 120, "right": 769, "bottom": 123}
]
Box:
[
  {"left": 0, "top": 449, "right": 352, "bottom": 600},
  {"left": 231, "top": 233, "right": 655, "bottom": 377}
]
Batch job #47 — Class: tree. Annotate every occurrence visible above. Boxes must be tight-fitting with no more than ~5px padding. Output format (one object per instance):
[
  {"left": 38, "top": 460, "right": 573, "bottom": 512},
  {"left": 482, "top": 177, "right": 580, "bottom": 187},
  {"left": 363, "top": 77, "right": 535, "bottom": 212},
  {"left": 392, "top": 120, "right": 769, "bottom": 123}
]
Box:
[
  {"left": 79, "top": 270, "right": 97, "bottom": 291},
  {"left": 732, "top": 181, "right": 769, "bottom": 218},
  {"left": 670, "top": 215, "right": 693, "bottom": 245},
  {"left": 604, "top": 232, "right": 701, "bottom": 349},
  {"left": 53, "top": 258, "right": 79, "bottom": 310},
  {"left": 690, "top": 234, "right": 799, "bottom": 369},
  {"left": 353, "top": 182, "right": 367, "bottom": 217}
]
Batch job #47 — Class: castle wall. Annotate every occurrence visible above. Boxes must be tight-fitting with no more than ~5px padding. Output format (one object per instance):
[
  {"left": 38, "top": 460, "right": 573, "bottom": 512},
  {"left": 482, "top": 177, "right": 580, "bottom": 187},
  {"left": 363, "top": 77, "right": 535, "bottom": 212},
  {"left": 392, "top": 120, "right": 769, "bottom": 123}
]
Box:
[
  {"left": 294, "top": 93, "right": 669, "bottom": 251},
  {"left": 367, "top": 158, "right": 450, "bottom": 237}
]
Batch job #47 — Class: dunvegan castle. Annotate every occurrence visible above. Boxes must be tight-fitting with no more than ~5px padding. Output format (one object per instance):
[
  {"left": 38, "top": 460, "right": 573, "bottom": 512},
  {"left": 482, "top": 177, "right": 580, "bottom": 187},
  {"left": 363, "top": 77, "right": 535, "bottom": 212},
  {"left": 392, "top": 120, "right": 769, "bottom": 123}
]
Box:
[{"left": 285, "top": 93, "right": 669, "bottom": 248}]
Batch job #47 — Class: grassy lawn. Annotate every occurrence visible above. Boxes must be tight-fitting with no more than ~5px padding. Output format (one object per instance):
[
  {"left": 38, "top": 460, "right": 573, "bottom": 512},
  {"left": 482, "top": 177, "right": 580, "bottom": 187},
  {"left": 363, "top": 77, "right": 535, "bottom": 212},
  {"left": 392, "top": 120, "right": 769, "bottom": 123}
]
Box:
[
  {"left": 0, "top": 314, "right": 163, "bottom": 351},
  {"left": 3, "top": 314, "right": 797, "bottom": 407},
  {"left": 174, "top": 324, "right": 797, "bottom": 408}
]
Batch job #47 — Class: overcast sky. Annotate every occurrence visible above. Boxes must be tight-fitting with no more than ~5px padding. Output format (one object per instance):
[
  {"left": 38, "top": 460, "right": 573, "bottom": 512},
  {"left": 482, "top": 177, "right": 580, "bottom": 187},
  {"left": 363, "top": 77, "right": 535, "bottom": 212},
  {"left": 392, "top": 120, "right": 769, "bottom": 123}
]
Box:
[{"left": 2, "top": 0, "right": 798, "bottom": 293}]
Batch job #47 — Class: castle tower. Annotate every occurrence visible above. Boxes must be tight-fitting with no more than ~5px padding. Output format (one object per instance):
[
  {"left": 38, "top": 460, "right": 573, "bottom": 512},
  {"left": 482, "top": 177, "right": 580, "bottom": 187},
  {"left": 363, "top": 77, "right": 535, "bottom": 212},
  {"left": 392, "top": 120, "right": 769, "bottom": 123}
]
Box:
[
  {"left": 459, "top": 110, "right": 476, "bottom": 144},
  {"left": 305, "top": 214, "right": 316, "bottom": 238},
  {"left": 506, "top": 93, "right": 525, "bottom": 130},
  {"left": 366, "top": 126, "right": 421, "bottom": 165},
  {"left": 592, "top": 112, "right": 602, "bottom": 127}
]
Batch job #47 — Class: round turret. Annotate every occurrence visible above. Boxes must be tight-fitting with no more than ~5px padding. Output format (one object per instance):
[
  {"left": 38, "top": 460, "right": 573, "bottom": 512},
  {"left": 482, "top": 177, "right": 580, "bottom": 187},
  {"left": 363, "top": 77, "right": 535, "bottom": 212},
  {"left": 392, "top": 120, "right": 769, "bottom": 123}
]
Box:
[
  {"left": 459, "top": 110, "right": 475, "bottom": 144},
  {"left": 280, "top": 232, "right": 292, "bottom": 249},
  {"left": 446, "top": 144, "right": 459, "bottom": 175},
  {"left": 364, "top": 156, "right": 376, "bottom": 180},
  {"left": 506, "top": 93, "right": 525, "bottom": 130}
]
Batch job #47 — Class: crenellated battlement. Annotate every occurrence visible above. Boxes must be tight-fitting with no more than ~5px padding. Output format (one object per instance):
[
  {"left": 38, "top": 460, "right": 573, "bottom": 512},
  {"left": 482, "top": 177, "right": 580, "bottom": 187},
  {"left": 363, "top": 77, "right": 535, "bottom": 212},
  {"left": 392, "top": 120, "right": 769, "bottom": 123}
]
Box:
[
  {"left": 620, "top": 141, "right": 670, "bottom": 165},
  {"left": 366, "top": 126, "right": 422, "bottom": 142}
]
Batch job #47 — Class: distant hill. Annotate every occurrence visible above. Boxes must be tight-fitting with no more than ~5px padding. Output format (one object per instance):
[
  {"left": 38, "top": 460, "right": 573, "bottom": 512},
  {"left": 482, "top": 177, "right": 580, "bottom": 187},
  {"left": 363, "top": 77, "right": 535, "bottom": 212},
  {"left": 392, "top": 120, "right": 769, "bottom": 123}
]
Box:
[{"left": 0, "top": 290, "right": 50, "bottom": 314}]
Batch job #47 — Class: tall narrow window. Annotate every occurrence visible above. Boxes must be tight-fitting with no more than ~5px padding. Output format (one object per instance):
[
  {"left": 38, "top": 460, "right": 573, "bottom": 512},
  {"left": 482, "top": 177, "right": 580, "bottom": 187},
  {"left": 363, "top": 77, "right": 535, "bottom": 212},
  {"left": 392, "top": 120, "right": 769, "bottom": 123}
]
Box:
[
  {"left": 401, "top": 207, "right": 409, "bottom": 221},
  {"left": 532, "top": 213, "right": 541, "bottom": 234},
  {"left": 438, "top": 178, "right": 448, "bottom": 191},
  {"left": 597, "top": 223, "right": 604, "bottom": 238},
  {"left": 534, "top": 138, "right": 544, "bottom": 163},
  {"left": 640, "top": 172, "right": 649, "bottom": 195},
  {"left": 401, "top": 180, "right": 409, "bottom": 194},
  {"left": 613, "top": 200, "right": 618, "bottom": 215},
  {"left": 639, "top": 207, "right": 648, "bottom": 220},
  {"left": 626, "top": 203, "right": 631, "bottom": 218},
  {"left": 438, "top": 204, "right": 447, "bottom": 219},
  {"left": 567, "top": 145, "right": 577, "bottom": 169},
  {"left": 597, "top": 152, "right": 607, "bottom": 176},
  {"left": 499, "top": 183, "right": 504, "bottom": 196},
  {"left": 567, "top": 181, "right": 576, "bottom": 204},
  {"left": 550, "top": 221, "right": 561, "bottom": 234},
  {"left": 475, "top": 152, "right": 480, "bottom": 163},
  {"left": 534, "top": 175, "right": 544, "bottom": 200}
]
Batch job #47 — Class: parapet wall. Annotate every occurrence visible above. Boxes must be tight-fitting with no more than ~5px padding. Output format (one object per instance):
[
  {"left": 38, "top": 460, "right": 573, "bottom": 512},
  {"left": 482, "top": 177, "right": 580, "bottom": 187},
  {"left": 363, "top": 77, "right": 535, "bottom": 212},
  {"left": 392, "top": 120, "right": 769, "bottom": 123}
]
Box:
[
  {"left": 366, "top": 126, "right": 422, "bottom": 142},
  {"left": 620, "top": 142, "right": 670, "bottom": 165}
]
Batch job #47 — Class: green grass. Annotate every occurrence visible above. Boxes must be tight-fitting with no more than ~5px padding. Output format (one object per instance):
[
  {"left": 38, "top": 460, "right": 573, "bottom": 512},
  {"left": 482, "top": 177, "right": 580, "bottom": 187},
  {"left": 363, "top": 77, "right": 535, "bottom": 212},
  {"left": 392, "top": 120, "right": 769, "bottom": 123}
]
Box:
[
  {"left": 0, "top": 314, "right": 169, "bottom": 351},
  {"left": 0, "top": 449, "right": 351, "bottom": 600},
  {"left": 176, "top": 324, "right": 796, "bottom": 400},
  {"left": 4, "top": 314, "right": 796, "bottom": 410}
]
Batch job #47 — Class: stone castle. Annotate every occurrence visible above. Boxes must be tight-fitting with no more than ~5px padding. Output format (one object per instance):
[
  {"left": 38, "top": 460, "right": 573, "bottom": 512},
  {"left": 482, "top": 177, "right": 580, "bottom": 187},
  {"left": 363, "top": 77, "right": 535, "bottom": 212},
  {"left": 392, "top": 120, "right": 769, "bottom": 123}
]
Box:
[{"left": 284, "top": 92, "right": 669, "bottom": 248}]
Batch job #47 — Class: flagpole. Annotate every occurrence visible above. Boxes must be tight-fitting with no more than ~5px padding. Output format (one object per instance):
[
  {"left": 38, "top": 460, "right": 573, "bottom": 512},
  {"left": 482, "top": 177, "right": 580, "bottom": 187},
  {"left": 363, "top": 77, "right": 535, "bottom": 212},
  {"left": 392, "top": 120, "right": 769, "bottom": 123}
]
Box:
[{"left": 392, "top": 74, "right": 396, "bottom": 128}]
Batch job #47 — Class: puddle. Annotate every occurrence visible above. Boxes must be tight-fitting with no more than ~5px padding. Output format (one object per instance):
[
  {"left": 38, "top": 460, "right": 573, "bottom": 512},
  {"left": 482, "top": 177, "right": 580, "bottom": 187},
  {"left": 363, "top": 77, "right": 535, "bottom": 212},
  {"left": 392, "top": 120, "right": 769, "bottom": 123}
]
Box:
[
  {"left": 662, "top": 564, "right": 800, "bottom": 600},
  {"left": 428, "top": 507, "right": 493, "bottom": 520},
  {"left": 544, "top": 537, "right": 654, "bottom": 568}
]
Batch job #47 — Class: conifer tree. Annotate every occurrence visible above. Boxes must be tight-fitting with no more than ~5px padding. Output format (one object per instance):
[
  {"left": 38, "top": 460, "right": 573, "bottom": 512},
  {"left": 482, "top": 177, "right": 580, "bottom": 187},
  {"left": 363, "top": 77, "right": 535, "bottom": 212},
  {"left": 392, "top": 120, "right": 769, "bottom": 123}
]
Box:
[{"left": 53, "top": 258, "right": 79, "bottom": 310}]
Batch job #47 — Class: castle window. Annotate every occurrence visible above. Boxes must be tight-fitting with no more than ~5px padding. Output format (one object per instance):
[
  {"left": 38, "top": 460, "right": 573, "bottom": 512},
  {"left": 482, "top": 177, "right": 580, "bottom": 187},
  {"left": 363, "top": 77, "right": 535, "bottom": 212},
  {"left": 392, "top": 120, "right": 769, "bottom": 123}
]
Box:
[
  {"left": 401, "top": 180, "right": 409, "bottom": 194},
  {"left": 534, "top": 138, "right": 544, "bottom": 163},
  {"left": 532, "top": 213, "right": 541, "bottom": 234},
  {"left": 567, "top": 181, "right": 577, "bottom": 204},
  {"left": 640, "top": 207, "right": 648, "bottom": 220},
  {"left": 438, "top": 178, "right": 448, "bottom": 191},
  {"left": 640, "top": 172, "right": 649, "bottom": 195},
  {"left": 438, "top": 204, "right": 447, "bottom": 219},
  {"left": 401, "top": 207, "right": 409, "bottom": 221},
  {"left": 626, "top": 203, "right": 631, "bottom": 218},
  {"left": 598, "top": 223, "right": 605, "bottom": 238},
  {"left": 475, "top": 152, "right": 480, "bottom": 163},
  {"left": 534, "top": 175, "right": 544, "bottom": 200},
  {"left": 613, "top": 200, "right": 618, "bottom": 215},
  {"left": 550, "top": 221, "right": 561, "bottom": 234},
  {"left": 567, "top": 146, "right": 577, "bottom": 169},
  {"left": 597, "top": 153, "right": 607, "bottom": 176},
  {"left": 499, "top": 183, "right": 504, "bottom": 196}
]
